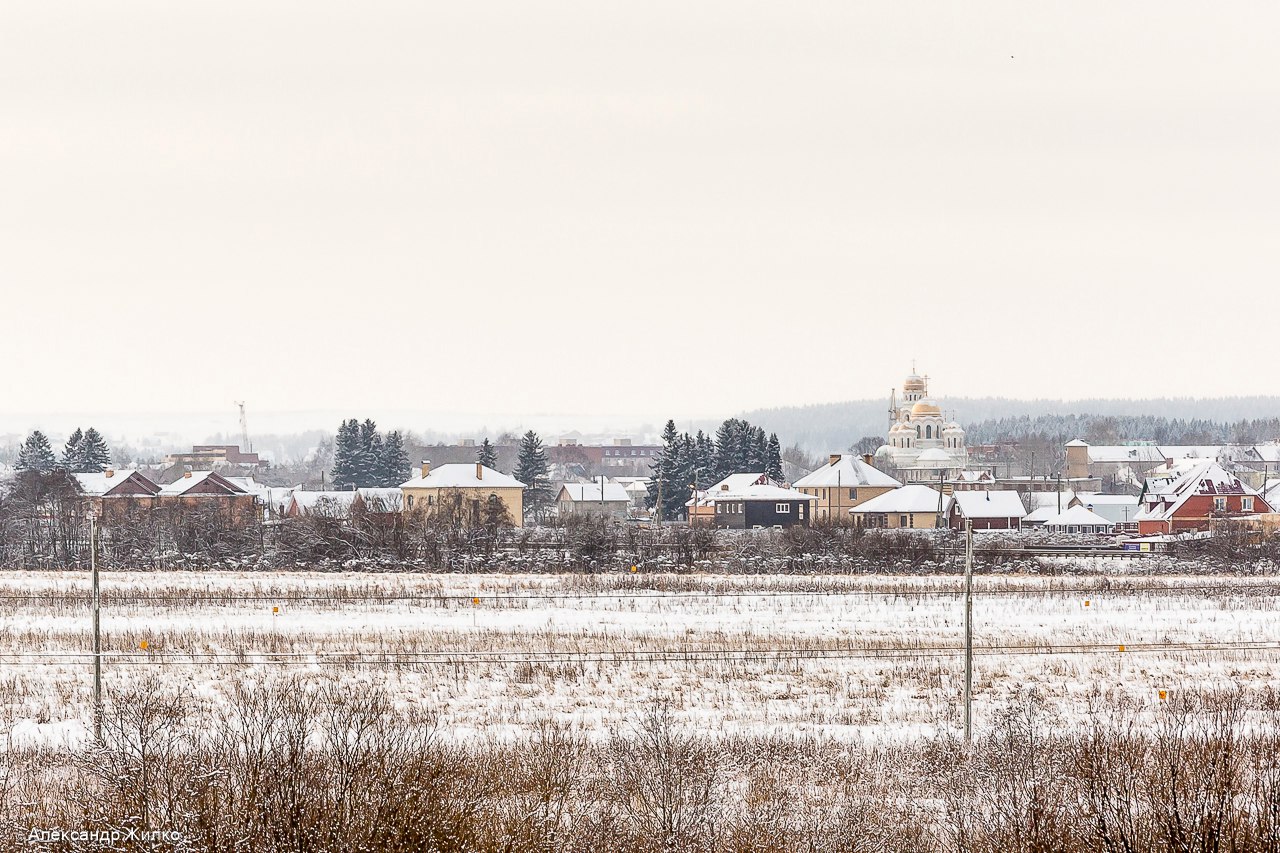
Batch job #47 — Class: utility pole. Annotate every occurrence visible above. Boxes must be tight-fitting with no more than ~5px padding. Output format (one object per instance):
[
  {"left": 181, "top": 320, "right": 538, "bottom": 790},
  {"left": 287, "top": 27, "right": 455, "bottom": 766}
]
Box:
[
  {"left": 936, "top": 469, "right": 946, "bottom": 528},
  {"left": 91, "top": 512, "right": 103, "bottom": 744},
  {"left": 963, "top": 516, "right": 973, "bottom": 745}
]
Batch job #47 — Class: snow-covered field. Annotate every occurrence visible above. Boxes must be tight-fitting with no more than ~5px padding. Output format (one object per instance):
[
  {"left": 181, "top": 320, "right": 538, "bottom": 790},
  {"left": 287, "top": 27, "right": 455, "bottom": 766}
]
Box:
[{"left": 2, "top": 568, "right": 1278, "bottom": 747}]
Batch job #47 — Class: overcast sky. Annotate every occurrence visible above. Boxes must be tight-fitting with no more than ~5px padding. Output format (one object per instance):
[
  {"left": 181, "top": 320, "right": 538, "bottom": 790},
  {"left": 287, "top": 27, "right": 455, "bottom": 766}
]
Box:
[{"left": 2, "top": 1, "right": 1277, "bottom": 425}]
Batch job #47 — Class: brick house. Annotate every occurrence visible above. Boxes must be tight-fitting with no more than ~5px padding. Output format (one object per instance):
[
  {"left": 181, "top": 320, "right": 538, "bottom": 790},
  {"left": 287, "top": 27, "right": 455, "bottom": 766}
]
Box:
[{"left": 1134, "top": 462, "right": 1271, "bottom": 535}]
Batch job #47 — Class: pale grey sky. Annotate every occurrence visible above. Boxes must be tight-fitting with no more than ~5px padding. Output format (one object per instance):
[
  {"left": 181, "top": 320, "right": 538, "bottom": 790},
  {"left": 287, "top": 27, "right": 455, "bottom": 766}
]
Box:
[{"left": 2, "top": 2, "right": 1277, "bottom": 422}]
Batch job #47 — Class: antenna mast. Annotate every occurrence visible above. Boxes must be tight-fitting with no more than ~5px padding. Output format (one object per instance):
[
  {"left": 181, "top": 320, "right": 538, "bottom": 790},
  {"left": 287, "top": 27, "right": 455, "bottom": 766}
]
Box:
[{"left": 235, "top": 401, "right": 252, "bottom": 452}]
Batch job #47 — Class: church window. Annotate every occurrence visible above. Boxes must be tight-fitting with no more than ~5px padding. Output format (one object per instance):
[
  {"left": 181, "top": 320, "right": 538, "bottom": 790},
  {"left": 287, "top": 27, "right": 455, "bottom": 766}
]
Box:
[{"left": 925, "top": 425, "right": 932, "bottom": 439}]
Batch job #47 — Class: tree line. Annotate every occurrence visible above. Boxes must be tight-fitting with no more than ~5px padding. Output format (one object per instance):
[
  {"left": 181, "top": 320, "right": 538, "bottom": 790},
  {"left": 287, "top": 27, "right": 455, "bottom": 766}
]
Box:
[
  {"left": 646, "top": 418, "right": 784, "bottom": 521},
  {"left": 14, "top": 427, "right": 113, "bottom": 473},
  {"left": 329, "top": 419, "right": 410, "bottom": 489}
]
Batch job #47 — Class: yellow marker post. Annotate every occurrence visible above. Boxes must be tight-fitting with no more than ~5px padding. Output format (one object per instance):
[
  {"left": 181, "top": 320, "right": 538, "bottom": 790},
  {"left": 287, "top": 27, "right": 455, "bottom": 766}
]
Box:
[
  {"left": 1158, "top": 689, "right": 1168, "bottom": 701},
  {"left": 630, "top": 565, "right": 638, "bottom": 573},
  {"left": 273, "top": 606, "right": 279, "bottom": 614},
  {"left": 139, "top": 640, "right": 148, "bottom": 650},
  {"left": 1118, "top": 644, "right": 1125, "bottom": 652},
  {"left": 1084, "top": 599, "right": 1090, "bottom": 607},
  {"left": 472, "top": 597, "right": 480, "bottom": 605}
]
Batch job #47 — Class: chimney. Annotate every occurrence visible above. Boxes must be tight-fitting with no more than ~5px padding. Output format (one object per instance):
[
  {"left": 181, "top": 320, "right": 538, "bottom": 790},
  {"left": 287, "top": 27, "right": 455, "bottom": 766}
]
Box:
[
  {"left": 720, "top": 483, "right": 729, "bottom": 491},
  {"left": 862, "top": 454, "right": 874, "bottom": 466},
  {"left": 420, "top": 460, "right": 431, "bottom": 479},
  {"left": 829, "top": 454, "right": 841, "bottom": 466},
  {"left": 476, "top": 462, "right": 483, "bottom": 480},
  {"left": 183, "top": 470, "right": 192, "bottom": 479},
  {"left": 105, "top": 469, "right": 115, "bottom": 478}
]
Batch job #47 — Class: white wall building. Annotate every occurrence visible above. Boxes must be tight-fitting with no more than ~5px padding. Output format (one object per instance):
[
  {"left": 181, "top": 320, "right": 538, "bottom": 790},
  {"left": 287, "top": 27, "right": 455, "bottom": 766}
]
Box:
[{"left": 875, "top": 370, "right": 969, "bottom": 483}]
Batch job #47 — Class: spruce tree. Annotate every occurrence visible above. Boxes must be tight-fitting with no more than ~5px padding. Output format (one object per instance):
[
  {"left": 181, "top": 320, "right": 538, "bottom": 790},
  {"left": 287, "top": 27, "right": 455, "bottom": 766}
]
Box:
[
  {"left": 16, "top": 430, "right": 57, "bottom": 472},
  {"left": 692, "top": 430, "right": 716, "bottom": 488},
  {"left": 380, "top": 430, "right": 410, "bottom": 486},
  {"left": 646, "top": 420, "right": 681, "bottom": 516},
  {"left": 77, "top": 428, "right": 112, "bottom": 472},
  {"left": 713, "top": 418, "right": 748, "bottom": 479},
  {"left": 62, "top": 428, "right": 83, "bottom": 470},
  {"left": 514, "top": 430, "right": 551, "bottom": 522},
  {"left": 477, "top": 438, "right": 498, "bottom": 471},
  {"left": 331, "top": 419, "right": 361, "bottom": 489},
  {"left": 765, "top": 433, "right": 784, "bottom": 482}
]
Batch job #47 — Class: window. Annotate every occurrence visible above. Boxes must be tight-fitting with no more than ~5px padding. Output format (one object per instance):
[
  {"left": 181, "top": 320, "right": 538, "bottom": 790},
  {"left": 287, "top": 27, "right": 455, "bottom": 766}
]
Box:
[
  {"left": 798, "top": 504, "right": 805, "bottom": 520},
  {"left": 1213, "top": 497, "right": 1227, "bottom": 511},
  {"left": 899, "top": 514, "right": 908, "bottom": 526},
  {"left": 849, "top": 488, "right": 856, "bottom": 501},
  {"left": 407, "top": 495, "right": 414, "bottom": 509},
  {"left": 775, "top": 503, "right": 791, "bottom": 513},
  {"left": 1242, "top": 497, "right": 1254, "bottom": 512}
]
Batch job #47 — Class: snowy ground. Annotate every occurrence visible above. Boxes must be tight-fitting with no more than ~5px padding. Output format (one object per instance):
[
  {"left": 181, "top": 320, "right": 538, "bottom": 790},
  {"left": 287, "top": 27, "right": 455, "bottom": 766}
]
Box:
[{"left": 1, "top": 568, "right": 1278, "bottom": 747}]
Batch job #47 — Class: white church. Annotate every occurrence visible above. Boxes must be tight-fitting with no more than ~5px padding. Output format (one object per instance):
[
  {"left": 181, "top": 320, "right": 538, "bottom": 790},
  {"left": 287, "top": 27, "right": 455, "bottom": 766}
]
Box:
[{"left": 875, "top": 370, "right": 969, "bottom": 483}]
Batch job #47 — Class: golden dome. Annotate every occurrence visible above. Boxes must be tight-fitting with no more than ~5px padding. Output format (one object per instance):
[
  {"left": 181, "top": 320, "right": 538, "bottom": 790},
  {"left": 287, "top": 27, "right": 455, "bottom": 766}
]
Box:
[
  {"left": 903, "top": 374, "right": 926, "bottom": 393},
  {"left": 910, "top": 399, "right": 942, "bottom": 417}
]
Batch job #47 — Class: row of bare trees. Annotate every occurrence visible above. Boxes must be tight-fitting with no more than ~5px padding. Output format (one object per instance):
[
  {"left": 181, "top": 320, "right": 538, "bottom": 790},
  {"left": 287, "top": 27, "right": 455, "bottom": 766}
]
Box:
[{"left": 4, "top": 678, "right": 1280, "bottom": 851}]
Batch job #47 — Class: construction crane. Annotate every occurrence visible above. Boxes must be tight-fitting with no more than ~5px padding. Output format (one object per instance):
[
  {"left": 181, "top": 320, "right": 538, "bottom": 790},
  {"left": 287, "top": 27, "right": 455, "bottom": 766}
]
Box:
[{"left": 234, "top": 401, "right": 252, "bottom": 453}]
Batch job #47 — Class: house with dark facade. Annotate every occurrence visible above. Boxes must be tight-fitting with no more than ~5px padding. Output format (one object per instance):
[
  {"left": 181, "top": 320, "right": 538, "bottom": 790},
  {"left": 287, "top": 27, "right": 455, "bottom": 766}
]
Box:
[{"left": 709, "top": 481, "right": 817, "bottom": 529}]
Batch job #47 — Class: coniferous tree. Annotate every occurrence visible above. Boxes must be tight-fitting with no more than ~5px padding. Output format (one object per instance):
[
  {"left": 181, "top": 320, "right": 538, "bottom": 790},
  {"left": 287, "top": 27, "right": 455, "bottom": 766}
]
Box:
[
  {"left": 765, "top": 433, "right": 784, "bottom": 482},
  {"left": 514, "top": 430, "right": 552, "bottom": 522},
  {"left": 380, "top": 430, "right": 410, "bottom": 486},
  {"left": 331, "top": 419, "right": 361, "bottom": 489},
  {"left": 646, "top": 420, "right": 681, "bottom": 518},
  {"left": 477, "top": 438, "right": 498, "bottom": 471},
  {"left": 76, "top": 428, "right": 112, "bottom": 472},
  {"left": 62, "top": 428, "right": 83, "bottom": 470},
  {"left": 692, "top": 430, "right": 716, "bottom": 488},
  {"left": 354, "top": 419, "right": 380, "bottom": 488},
  {"left": 16, "top": 430, "right": 58, "bottom": 472}
]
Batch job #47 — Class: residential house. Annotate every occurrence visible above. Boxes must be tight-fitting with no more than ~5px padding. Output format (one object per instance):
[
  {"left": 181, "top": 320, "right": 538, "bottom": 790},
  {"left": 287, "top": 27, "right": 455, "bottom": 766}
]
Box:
[
  {"left": 556, "top": 481, "right": 631, "bottom": 518},
  {"left": 709, "top": 481, "right": 817, "bottom": 529},
  {"left": 687, "top": 473, "right": 779, "bottom": 526},
  {"left": 158, "top": 470, "right": 258, "bottom": 522},
  {"left": 225, "top": 477, "right": 298, "bottom": 520},
  {"left": 285, "top": 488, "right": 401, "bottom": 519},
  {"left": 793, "top": 454, "right": 901, "bottom": 522},
  {"left": 849, "top": 485, "right": 951, "bottom": 529},
  {"left": 947, "top": 490, "right": 1026, "bottom": 531},
  {"left": 73, "top": 469, "right": 161, "bottom": 520},
  {"left": 1042, "top": 506, "right": 1113, "bottom": 535},
  {"left": 400, "top": 461, "right": 526, "bottom": 527},
  {"left": 1133, "top": 461, "right": 1271, "bottom": 535}
]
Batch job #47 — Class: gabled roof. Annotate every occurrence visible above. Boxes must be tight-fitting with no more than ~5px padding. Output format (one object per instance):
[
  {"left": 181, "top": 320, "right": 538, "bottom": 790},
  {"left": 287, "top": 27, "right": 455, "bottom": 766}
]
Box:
[
  {"left": 559, "top": 482, "right": 630, "bottom": 503},
  {"left": 950, "top": 490, "right": 1026, "bottom": 519},
  {"left": 708, "top": 483, "right": 817, "bottom": 502},
  {"left": 356, "top": 488, "right": 402, "bottom": 509},
  {"left": 73, "top": 469, "right": 160, "bottom": 497},
  {"left": 793, "top": 455, "right": 901, "bottom": 489},
  {"left": 1043, "top": 505, "right": 1113, "bottom": 528},
  {"left": 850, "top": 485, "right": 951, "bottom": 515},
  {"left": 688, "top": 473, "right": 774, "bottom": 507},
  {"left": 399, "top": 464, "right": 525, "bottom": 490},
  {"left": 1134, "top": 461, "right": 1264, "bottom": 522},
  {"left": 158, "top": 471, "right": 247, "bottom": 497}
]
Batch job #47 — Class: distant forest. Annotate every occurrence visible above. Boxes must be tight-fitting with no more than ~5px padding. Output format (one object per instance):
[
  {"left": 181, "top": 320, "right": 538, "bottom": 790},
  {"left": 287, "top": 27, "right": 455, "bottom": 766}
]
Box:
[{"left": 731, "top": 396, "right": 1280, "bottom": 454}]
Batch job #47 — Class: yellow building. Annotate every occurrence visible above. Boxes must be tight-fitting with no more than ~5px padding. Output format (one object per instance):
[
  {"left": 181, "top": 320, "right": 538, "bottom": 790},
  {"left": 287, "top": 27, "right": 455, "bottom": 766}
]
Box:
[
  {"left": 793, "top": 454, "right": 902, "bottom": 522},
  {"left": 400, "top": 461, "right": 526, "bottom": 527},
  {"left": 848, "top": 484, "right": 951, "bottom": 529}
]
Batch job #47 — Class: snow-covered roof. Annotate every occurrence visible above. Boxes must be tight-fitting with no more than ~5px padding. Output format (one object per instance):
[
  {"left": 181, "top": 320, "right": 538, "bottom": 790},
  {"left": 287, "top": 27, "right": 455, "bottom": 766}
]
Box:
[
  {"left": 1043, "top": 505, "right": 1113, "bottom": 528},
  {"left": 356, "top": 488, "right": 402, "bottom": 509},
  {"left": 1023, "top": 506, "right": 1059, "bottom": 524},
  {"left": 158, "top": 471, "right": 246, "bottom": 496},
  {"left": 399, "top": 464, "right": 525, "bottom": 490},
  {"left": 951, "top": 470, "right": 995, "bottom": 483},
  {"left": 793, "top": 455, "right": 901, "bottom": 489},
  {"left": 951, "top": 490, "right": 1026, "bottom": 519},
  {"left": 1025, "top": 490, "right": 1077, "bottom": 512},
  {"left": 1134, "top": 461, "right": 1261, "bottom": 523},
  {"left": 850, "top": 485, "right": 951, "bottom": 515},
  {"left": 73, "top": 469, "right": 158, "bottom": 497},
  {"left": 688, "top": 473, "right": 773, "bottom": 507},
  {"left": 708, "top": 483, "right": 817, "bottom": 503},
  {"left": 559, "top": 482, "right": 630, "bottom": 503}
]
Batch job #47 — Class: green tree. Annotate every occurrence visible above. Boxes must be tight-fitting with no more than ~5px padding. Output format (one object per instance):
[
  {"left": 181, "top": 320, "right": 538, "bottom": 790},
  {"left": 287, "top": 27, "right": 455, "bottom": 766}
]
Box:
[
  {"left": 77, "top": 428, "right": 112, "bottom": 472},
  {"left": 61, "top": 428, "right": 83, "bottom": 470},
  {"left": 380, "top": 430, "right": 410, "bottom": 486},
  {"left": 514, "top": 430, "right": 552, "bottom": 522},
  {"left": 477, "top": 437, "right": 498, "bottom": 471},
  {"left": 764, "top": 433, "right": 784, "bottom": 482},
  {"left": 16, "top": 430, "right": 57, "bottom": 473},
  {"left": 331, "top": 419, "right": 361, "bottom": 489}
]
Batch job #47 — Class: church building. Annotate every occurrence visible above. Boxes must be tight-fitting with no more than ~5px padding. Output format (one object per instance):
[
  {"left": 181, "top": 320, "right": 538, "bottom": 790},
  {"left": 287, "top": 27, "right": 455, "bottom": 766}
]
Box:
[{"left": 874, "top": 370, "right": 969, "bottom": 483}]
